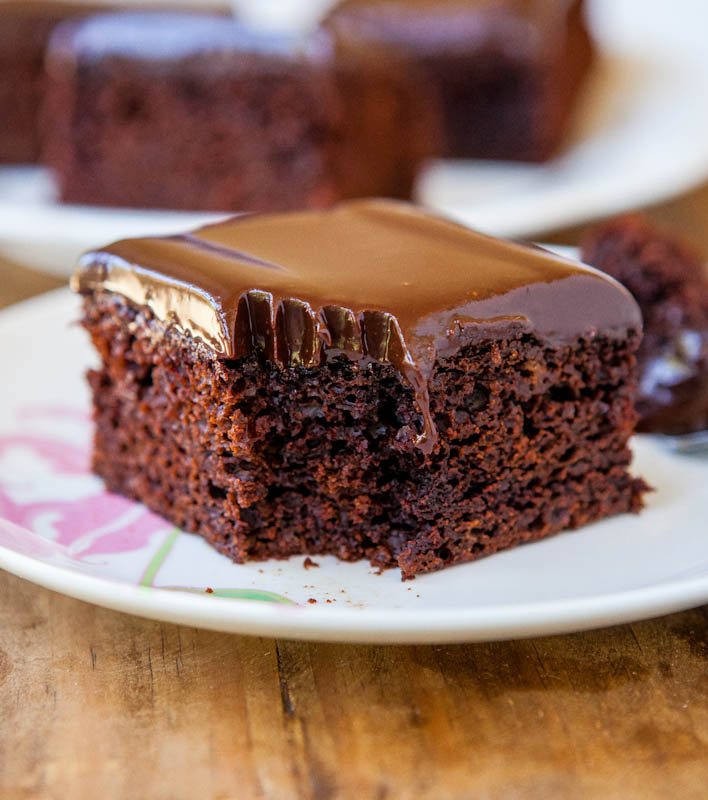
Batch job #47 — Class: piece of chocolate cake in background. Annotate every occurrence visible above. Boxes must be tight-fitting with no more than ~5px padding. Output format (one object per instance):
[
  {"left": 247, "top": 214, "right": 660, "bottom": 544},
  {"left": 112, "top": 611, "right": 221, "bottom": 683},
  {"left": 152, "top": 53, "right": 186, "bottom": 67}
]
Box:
[
  {"left": 321, "top": 0, "right": 594, "bottom": 161},
  {"left": 73, "top": 200, "right": 646, "bottom": 579},
  {"left": 0, "top": 1, "right": 231, "bottom": 164},
  {"left": 42, "top": 12, "right": 433, "bottom": 211},
  {"left": 325, "top": 43, "right": 438, "bottom": 205},
  {"left": 0, "top": 1, "right": 100, "bottom": 163},
  {"left": 582, "top": 215, "right": 708, "bottom": 435}
]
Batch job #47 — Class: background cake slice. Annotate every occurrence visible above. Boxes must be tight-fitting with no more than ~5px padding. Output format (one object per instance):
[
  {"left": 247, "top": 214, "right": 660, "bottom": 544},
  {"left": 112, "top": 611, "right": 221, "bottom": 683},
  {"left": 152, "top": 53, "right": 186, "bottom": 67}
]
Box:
[
  {"left": 582, "top": 214, "right": 708, "bottom": 434},
  {"left": 321, "top": 0, "right": 594, "bottom": 161},
  {"left": 43, "top": 12, "right": 432, "bottom": 211},
  {"left": 73, "top": 200, "right": 646, "bottom": 578},
  {"left": 0, "top": 1, "right": 107, "bottom": 163},
  {"left": 0, "top": 1, "right": 229, "bottom": 164}
]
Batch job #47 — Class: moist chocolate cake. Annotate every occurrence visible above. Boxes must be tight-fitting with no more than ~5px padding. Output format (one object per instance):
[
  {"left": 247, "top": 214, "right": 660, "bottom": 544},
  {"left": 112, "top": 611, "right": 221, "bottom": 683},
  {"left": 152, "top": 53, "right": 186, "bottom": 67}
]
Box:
[
  {"left": 582, "top": 215, "right": 708, "bottom": 435},
  {"left": 322, "top": 0, "right": 594, "bottom": 161},
  {"left": 72, "top": 200, "right": 646, "bottom": 578},
  {"left": 43, "top": 12, "right": 432, "bottom": 211}
]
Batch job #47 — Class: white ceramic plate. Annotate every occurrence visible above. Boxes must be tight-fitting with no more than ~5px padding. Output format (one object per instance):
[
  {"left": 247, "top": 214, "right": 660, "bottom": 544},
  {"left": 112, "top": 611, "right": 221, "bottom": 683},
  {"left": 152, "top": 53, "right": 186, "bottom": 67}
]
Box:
[
  {"left": 1, "top": 288, "right": 707, "bottom": 643},
  {"left": 2, "top": 0, "right": 708, "bottom": 276}
]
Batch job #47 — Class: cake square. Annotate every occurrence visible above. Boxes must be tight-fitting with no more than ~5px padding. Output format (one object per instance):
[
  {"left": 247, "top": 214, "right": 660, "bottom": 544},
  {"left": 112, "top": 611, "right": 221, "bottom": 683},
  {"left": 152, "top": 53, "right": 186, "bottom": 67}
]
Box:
[
  {"left": 0, "top": 1, "right": 103, "bottom": 163},
  {"left": 322, "top": 0, "right": 594, "bottom": 161},
  {"left": 0, "top": 2, "right": 229, "bottom": 164},
  {"left": 43, "top": 12, "right": 431, "bottom": 211},
  {"left": 73, "top": 200, "right": 646, "bottom": 578}
]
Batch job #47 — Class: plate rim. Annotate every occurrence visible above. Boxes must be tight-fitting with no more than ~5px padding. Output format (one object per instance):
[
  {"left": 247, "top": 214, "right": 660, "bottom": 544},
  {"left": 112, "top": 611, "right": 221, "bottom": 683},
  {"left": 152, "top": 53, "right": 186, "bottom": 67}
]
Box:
[{"left": 2, "top": 534, "right": 708, "bottom": 643}]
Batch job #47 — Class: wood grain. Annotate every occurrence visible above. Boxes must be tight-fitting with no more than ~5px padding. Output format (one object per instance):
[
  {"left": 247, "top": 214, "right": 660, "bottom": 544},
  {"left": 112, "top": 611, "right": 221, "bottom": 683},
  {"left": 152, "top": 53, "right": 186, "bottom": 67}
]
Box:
[
  {"left": 2, "top": 570, "right": 708, "bottom": 800},
  {"left": 2, "top": 186, "right": 708, "bottom": 800}
]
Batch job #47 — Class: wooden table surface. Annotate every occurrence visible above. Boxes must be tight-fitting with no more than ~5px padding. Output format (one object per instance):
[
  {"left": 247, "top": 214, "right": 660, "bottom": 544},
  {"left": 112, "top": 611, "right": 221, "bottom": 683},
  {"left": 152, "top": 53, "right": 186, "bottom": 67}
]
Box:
[{"left": 2, "top": 186, "right": 708, "bottom": 800}]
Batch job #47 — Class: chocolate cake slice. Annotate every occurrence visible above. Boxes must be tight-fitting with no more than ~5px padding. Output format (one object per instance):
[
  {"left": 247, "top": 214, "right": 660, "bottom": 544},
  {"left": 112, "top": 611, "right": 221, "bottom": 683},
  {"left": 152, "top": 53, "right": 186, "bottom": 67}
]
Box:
[
  {"left": 322, "top": 0, "right": 594, "bottom": 161},
  {"left": 0, "top": 2, "right": 229, "bottom": 164},
  {"left": 582, "top": 215, "right": 708, "bottom": 435},
  {"left": 43, "top": 12, "right": 431, "bottom": 211},
  {"left": 73, "top": 200, "right": 646, "bottom": 578}
]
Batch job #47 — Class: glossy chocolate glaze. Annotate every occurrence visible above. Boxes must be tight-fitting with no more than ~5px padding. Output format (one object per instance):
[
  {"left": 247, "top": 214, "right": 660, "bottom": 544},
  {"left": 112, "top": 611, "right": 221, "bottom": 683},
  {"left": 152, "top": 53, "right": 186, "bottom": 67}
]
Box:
[{"left": 73, "top": 199, "right": 640, "bottom": 453}]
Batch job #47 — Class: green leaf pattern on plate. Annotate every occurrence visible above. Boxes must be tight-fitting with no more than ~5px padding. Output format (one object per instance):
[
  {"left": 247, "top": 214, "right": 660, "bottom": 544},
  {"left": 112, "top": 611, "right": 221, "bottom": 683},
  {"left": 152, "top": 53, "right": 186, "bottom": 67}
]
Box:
[
  {"left": 159, "top": 586, "right": 294, "bottom": 604},
  {"left": 139, "top": 527, "right": 294, "bottom": 604}
]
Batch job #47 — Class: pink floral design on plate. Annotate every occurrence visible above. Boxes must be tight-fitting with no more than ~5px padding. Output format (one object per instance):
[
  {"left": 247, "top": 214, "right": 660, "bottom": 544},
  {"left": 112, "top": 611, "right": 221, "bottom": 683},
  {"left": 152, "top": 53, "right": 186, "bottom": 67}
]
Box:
[
  {"left": 0, "top": 407, "right": 294, "bottom": 604},
  {"left": 0, "top": 409, "right": 170, "bottom": 561}
]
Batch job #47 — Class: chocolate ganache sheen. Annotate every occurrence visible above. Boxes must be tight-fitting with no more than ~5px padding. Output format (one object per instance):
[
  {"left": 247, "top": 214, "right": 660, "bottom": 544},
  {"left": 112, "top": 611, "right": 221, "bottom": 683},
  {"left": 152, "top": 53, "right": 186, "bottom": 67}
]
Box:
[{"left": 73, "top": 199, "right": 641, "bottom": 453}]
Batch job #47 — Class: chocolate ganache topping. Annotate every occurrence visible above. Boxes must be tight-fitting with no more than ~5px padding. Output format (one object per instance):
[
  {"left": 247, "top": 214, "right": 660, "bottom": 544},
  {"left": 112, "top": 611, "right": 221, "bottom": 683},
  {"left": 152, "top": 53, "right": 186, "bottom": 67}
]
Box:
[{"left": 73, "top": 199, "right": 641, "bottom": 453}]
